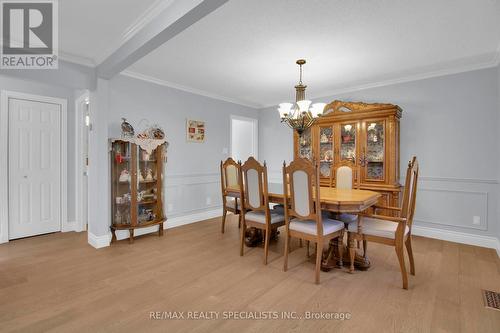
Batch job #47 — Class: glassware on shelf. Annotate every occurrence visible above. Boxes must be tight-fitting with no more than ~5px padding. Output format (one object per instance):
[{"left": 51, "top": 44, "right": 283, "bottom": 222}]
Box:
[
  {"left": 298, "top": 128, "right": 312, "bottom": 160},
  {"left": 340, "top": 123, "right": 356, "bottom": 162},
  {"left": 365, "top": 121, "right": 385, "bottom": 180}
]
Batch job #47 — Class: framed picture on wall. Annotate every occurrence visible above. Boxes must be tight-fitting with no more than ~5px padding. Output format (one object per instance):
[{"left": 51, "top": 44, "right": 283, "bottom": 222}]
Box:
[{"left": 186, "top": 119, "right": 205, "bottom": 143}]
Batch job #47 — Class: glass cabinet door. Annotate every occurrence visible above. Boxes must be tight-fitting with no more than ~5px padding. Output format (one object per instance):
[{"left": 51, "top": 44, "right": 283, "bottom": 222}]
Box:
[
  {"left": 136, "top": 146, "right": 159, "bottom": 225},
  {"left": 364, "top": 121, "right": 385, "bottom": 181},
  {"left": 319, "top": 126, "right": 334, "bottom": 177},
  {"left": 298, "top": 127, "right": 313, "bottom": 161},
  {"left": 340, "top": 122, "right": 357, "bottom": 162},
  {"left": 111, "top": 141, "right": 133, "bottom": 226}
]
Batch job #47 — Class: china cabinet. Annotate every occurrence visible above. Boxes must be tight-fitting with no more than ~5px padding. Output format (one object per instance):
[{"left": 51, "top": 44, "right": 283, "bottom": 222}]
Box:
[
  {"left": 293, "top": 100, "right": 402, "bottom": 207},
  {"left": 110, "top": 138, "right": 167, "bottom": 243}
]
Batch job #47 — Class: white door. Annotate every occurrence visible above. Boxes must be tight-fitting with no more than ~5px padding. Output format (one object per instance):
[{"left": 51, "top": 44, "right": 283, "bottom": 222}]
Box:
[
  {"left": 8, "top": 98, "right": 61, "bottom": 239},
  {"left": 231, "top": 116, "right": 258, "bottom": 161}
]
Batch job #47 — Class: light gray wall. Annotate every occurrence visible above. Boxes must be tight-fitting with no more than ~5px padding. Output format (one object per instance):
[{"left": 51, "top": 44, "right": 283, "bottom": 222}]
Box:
[
  {"left": 106, "top": 74, "right": 259, "bottom": 239},
  {"left": 0, "top": 74, "right": 79, "bottom": 224},
  {"left": 259, "top": 67, "right": 500, "bottom": 239},
  {"left": 0, "top": 60, "right": 96, "bottom": 90}
]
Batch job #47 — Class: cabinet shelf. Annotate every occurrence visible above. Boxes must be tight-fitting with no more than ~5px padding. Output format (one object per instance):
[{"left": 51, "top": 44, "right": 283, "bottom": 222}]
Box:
[{"left": 138, "top": 200, "right": 156, "bottom": 205}]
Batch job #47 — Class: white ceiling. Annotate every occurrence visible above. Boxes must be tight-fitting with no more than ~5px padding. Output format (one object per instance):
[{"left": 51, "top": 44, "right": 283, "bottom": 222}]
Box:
[
  {"left": 60, "top": 0, "right": 158, "bottom": 65},
  {"left": 125, "top": 0, "right": 500, "bottom": 108}
]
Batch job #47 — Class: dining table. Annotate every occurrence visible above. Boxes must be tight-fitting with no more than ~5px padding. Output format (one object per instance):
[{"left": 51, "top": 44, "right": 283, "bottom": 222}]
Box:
[{"left": 227, "top": 182, "right": 381, "bottom": 272}]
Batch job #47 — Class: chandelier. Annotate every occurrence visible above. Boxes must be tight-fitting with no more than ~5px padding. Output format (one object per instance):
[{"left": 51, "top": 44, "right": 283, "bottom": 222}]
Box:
[{"left": 278, "top": 59, "right": 326, "bottom": 136}]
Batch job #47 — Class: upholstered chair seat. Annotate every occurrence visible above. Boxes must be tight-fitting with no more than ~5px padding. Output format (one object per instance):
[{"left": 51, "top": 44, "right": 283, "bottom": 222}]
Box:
[
  {"left": 290, "top": 218, "right": 344, "bottom": 236},
  {"left": 336, "top": 213, "right": 358, "bottom": 224},
  {"left": 245, "top": 211, "right": 285, "bottom": 224},
  {"left": 348, "top": 217, "right": 409, "bottom": 239},
  {"left": 225, "top": 197, "right": 240, "bottom": 210},
  {"left": 271, "top": 204, "right": 285, "bottom": 214}
]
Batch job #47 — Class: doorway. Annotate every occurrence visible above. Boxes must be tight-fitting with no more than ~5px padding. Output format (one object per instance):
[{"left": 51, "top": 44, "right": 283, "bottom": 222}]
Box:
[
  {"left": 230, "top": 115, "right": 258, "bottom": 162},
  {"left": 0, "top": 91, "right": 67, "bottom": 241}
]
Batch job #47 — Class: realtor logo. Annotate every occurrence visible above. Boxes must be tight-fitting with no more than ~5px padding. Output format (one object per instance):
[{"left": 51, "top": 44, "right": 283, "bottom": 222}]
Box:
[{"left": 1, "top": 0, "right": 58, "bottom": 69}]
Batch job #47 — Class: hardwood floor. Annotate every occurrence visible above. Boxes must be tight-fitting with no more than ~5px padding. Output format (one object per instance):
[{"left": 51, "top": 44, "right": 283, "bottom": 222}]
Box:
[{"left": 1, "top": 214, "right": 499, "bottom": 332}]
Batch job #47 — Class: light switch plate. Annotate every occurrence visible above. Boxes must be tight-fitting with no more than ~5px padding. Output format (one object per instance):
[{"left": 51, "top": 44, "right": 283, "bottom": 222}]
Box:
[{"left": 473, "top": 216, "right": 480, "bottom": 225}]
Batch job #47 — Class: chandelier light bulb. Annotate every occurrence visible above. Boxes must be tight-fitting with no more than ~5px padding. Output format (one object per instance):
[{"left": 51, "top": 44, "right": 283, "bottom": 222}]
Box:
[{"left": 296, "top": 100, "right": 312, "bottom": 113}]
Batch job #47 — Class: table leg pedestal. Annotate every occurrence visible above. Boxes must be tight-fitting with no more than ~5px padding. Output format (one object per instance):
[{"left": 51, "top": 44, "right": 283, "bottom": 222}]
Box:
[
  {"left": 321, "top": 238, "right": 371, "bottom": 272},
  {"left": 244, "top": 227, "right": 279, "bottom": 247}
]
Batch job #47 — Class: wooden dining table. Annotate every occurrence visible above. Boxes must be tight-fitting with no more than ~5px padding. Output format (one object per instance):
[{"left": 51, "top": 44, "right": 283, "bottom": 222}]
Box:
[{"left": 227, "top": 183, "right": 381, "bottom": 272}]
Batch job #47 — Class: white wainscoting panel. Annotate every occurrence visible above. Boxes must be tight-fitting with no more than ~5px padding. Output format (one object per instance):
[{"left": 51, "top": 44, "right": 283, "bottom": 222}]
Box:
[
  {"left": 415, "top": 188, "right": 488, "bottom": 231},
  {"left": 413, "top": 177, "right": 498, "bottom": 236}
]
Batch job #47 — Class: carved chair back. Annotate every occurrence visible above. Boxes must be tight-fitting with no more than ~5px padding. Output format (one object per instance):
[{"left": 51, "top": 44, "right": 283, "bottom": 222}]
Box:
[
  {"left": 240, "top": 157, "right": 270, "bottom": 215},
  {"left": 330, "top": 160, "right": 360, "bottom": 189},
  {"left": 283, "top": 158, "right": 323, "bottom": 236},
  {"left": 400, "top": 156, "right": 419, "bottom": 230}
]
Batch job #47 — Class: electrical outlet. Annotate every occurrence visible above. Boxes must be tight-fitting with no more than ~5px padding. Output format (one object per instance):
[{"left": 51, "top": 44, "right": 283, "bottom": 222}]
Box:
[
  {"left": 206, "top": 197, "right": 212, "bottom": 205},
  {"left": 473, "top": 216, "right": 480, "bottom": 225},
  {"left": 167, "top": 203, "right": 173, "bottom": 212}
]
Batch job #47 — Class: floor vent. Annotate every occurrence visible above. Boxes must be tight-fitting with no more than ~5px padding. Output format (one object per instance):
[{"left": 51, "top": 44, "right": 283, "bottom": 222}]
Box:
[{"left": 482, "top": 289, "right": 500, "bottom": 311}]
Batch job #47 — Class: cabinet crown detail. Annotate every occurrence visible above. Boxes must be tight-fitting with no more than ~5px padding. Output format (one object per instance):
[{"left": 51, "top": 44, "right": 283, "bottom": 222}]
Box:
[{"left": 323, "top": 100, "right": 402, "bottom": 118}]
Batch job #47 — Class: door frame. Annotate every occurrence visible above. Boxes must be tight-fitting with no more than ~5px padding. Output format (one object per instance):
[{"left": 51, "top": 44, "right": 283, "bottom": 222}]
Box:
[
  {"left": 229, "top": 115, "right": 259, "bottom": 161},
  {"left": 75, "top": 91, "right": 89, "bottom": 232},
  {"left": 0, "top": 90, "right": 68, "bottom": 243}
]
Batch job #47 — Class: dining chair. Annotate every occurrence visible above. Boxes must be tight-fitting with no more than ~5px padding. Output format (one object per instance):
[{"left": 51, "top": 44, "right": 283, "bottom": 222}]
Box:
[
  {"left": 329, "top": 160, "right": 361, "bottom": 224},
  {"left": 348, "top": 156, "right": 419, "bottom": 289},
  {"left": 239, "top": 157, "right": 285, "bottom": 264},
  {"left": 220, "top": 157, "right": 243, "bottom": 233},
  {"left": 282, "top": 158, "right": 345, "bottom": 284},
  {"left": 330, "top": 161, "right": 362, "bottom": 250}
]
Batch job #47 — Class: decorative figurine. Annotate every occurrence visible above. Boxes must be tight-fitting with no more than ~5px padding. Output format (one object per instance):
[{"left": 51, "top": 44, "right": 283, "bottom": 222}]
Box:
[
  {"left": 150, "top": 124, "right": 165, "bottom": 139},
  {"left": 115, "top": 147, "right": 124, "bottom": 164},
  {"left": 138, "top": 170, "right": 144, "bottom": 182},
  {"left": 137, "top": 190, "right": 145, "bottom": 202},
  {"left": 145, "top": 168, "right": 154, "bottom": 181},
  {"left": 121, "top": 118, "right": 134, "bottom": 138},
  {"left": 119, "top": 169, "right": 130, "bottom": 182},
  {"left": 320, "top": 133, "right": 328, "bottom": 143}
]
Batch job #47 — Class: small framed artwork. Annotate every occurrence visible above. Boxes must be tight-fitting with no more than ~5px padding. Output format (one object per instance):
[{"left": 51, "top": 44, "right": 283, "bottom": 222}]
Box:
[{"left": 186, "top": 119, "right": 205, "bottom": 143}]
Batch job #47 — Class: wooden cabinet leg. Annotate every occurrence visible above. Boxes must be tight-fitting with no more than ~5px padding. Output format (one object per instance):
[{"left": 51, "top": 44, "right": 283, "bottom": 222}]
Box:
[
  {"left": 159, "top": 223, "right": 164, "bottom": 236},
  {"left": 129, "top": 229, "right": 134, "bottom": 244},
  {"left": 111, "top": 229, "right": 116, "bottom": 243}
]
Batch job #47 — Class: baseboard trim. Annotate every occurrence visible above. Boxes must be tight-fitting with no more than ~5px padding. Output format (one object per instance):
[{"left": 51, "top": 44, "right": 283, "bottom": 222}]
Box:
[
  {"left": 113, "top": 208, "right": 223, "bottom": 242},
  {"left": 412, "top": 225, "right": 500, "bottom": 257},
  {"left": 166, "top": 208, "right": 222, "bottom": 229},
  {"left": 88, "top": 231, "right": 112, "bottom": 249},
  {"left": 62, "top": 220, "right": 78, "bottom": 232}
]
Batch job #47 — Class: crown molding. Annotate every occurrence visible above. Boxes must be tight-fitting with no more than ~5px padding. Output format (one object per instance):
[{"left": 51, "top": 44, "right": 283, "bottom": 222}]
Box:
[
  {"left": 94, "top": 0, "right": 177, "bottom": 65},
  {"left": 121, "top": 70, "right": 261, "bottom": 109},
  {"left": 261, "top": 53, "right": 500, "bottom": 109},
  {"left": 58, "top": 51, "right": 95, "bottom": 67}
]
